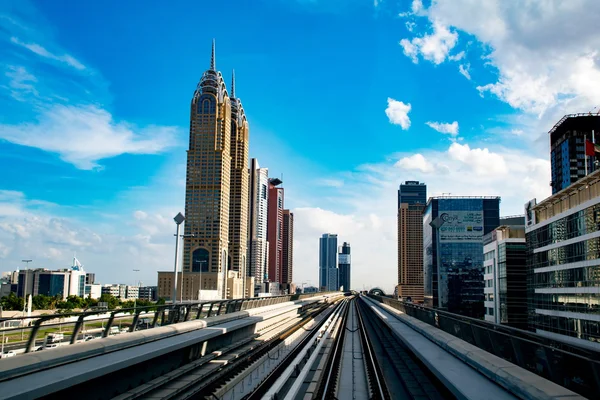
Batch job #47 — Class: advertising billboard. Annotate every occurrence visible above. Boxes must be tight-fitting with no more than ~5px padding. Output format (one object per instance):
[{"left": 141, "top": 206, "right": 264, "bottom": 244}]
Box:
[{"left": 438, "top": 211, "right": 484, "bottom": 243}]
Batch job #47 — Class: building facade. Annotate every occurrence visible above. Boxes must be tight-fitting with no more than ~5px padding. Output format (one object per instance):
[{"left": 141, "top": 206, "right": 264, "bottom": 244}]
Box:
[
  {"left": 319, "top": 233, "right": 338, "bottom": 291},
  {"left": 282, "top": 209, "right": 294, "bottom": 285},
  {"left": 181, "top": 41, "right": 232, "bottom": 299},
  {"left": 483, "top": 220, "right": 527, "bottom": 329},
  {"left": 525, "top": 169, "right": 600, "bottom": 350},
  {"left": 338, "top": 242, "right": 351, "bottom": 291},
  {"left": 248, "top": 158, "right": 269, "bottom": 294},
  {"left": 398, "top": 180, "right": 427, "bottom": 208},
  {"left": 16, "top": 269, "right": 86, "bottom": 300},
  {"left": 397, "top": 181, "right": 427, "bottom": 303},
  {"left": 267, "top": 178, "right": 284, "bottom": 285},
  {"left": 549, "top": 114, "right": 600, "bottom": 194},
  {"left": 423, "top": 197, "right": 500, "bottom": 318},
  {"left": 228, "top": 70, "right": 250, "bottom": 297},
  {"left": 138, "top": 286, "right": 158, "bottom": 301}
]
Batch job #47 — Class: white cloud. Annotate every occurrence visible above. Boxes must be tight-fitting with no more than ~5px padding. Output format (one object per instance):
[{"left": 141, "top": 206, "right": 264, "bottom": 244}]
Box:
[
  {"left": 405, "top": 21, "right": 416, "bottom": 32},
  {"left": 315, "top": 178, "right": 344, "bottom": 188},
  {"left": 385, "top": 98, "right": 412, "bottom": 129},
  {"left": 448, "top": 51, "right": 465, "bottom": 61},
  {"left": 447, "top": 142, "right": 508, "bottom": 176},
  {"left": 400, "top": 21, "right": 458, "bottom": 64},
  {"left": 5, "top": 65, "right": 38, "bottom": 100},
  {"left": 458, "top": 63, "right": 471, "bottom": 80},
  {"left": 425, "top": 120, "right": 459, "bottom": 136},
  {"left": 0, "top": 104, "right": 179, "bottom": 169},
  {"left": 403, "top": 0, "right": 600, "bottom": 116},
  {"left": 10, "top": 37, "right": 85, "bottom": 70},
  {"left": 395, "top": 153, "right": 435, "bottom": 173}
]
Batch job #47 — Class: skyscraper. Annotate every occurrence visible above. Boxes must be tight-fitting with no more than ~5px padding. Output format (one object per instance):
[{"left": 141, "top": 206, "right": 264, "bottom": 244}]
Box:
[
  {"left": 248, "top": 158, "right": 269, "bottom": 294},
  {"left": 319, "top": 233, "right": 338, "bottom": 291},
  {"left": 397, "top": 181, "right": 426, "bottom": 303},
  {"left": 338, "top": 242, "right": 351, "bottom": 291},
  {"left": 182, "top": 41, "right": 232, "bottom": 299},
  {"left": 423, "top": 197, "right": 500, "bottom": 318},
  {"left": 549, "top": 114, "right": 600, "bottom": 194},
  {"left": 267, "top": 178, "right": 284, "bottom": 286},
  {"left": 228, "top": 69, "right": 250, "bottom": 295},
  {"left": 282, "top": 209, "right": 294, "bottom": 286},
  {"left": 398, "top": 180, "right": 427, "bottom": 208}
]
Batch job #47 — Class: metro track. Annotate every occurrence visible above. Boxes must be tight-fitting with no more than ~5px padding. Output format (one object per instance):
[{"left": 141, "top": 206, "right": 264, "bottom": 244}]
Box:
[
  {"left": 251, "top": 295, "right": 455, "bottom": 400},
  {"left": 111, "top": 297, "right": 340, "bottom": 400}
]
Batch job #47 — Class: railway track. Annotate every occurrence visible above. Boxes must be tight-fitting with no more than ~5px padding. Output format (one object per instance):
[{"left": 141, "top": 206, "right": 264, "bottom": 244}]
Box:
[
  {"left": 112, "top": 297, "right": 341, "bottom": 400},
  {"left": 112, "top": 295, "right": 455, "bottom": 400},
  {"left": 251, "top": 295, "right": 454, "bottom": 400}
]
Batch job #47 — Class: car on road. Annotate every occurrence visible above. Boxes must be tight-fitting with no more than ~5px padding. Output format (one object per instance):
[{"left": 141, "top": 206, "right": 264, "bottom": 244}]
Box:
[{"left": 1, "top": 351, "right": 16, "bottom": 358}]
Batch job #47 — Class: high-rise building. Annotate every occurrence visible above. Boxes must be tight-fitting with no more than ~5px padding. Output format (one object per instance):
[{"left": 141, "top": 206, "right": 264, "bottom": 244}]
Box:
[
  {"left": 398, "top": 180, "right": 427, "bottom": 208},
  {"left": 397, "top": 181, "right": 426, "bottom": 303},
  {"left": 338, "top": 242, "right": 351, "bottom": 291},
  {"left": 267, "top": 178, "right": 284, "bottom": 286},
  {"left": 228, "top": 69, "right": 250, "bottom": 297},
  {"left": 423, "top": 197, "right": 500, "bottom": 318},
  {"left": 282, "top": 209, "right": 294, "bottom": 285},
  {"left": 483, "top": 218, "right": 527, "bottom": 329},
  {"left": 319, "top": 233, "right": 338, "bottom": 291},
  {"left": 525, "top": 170, "right": 600, "bottom": 350},
  {"left": 549, "top": 114, "right": 600, "bottom": 194},
  {"left": 181, "top": 41, "right": 233, "bottom": 299},
  {"left": 248, "top": 158, "right": 270, "bottom": 294}
]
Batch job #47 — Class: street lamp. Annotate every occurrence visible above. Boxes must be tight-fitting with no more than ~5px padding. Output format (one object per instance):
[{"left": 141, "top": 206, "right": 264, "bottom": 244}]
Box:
[
  {"left": 173, "top": 213, "right": 185, "bottom": 304},
  {"left": 132, "top": 269, "right": 140, "bottom": 313}
]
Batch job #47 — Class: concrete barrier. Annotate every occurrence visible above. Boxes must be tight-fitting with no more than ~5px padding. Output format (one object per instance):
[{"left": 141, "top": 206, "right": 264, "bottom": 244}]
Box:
[{"left": 365, "top": 297, "right": 585, "bottom": 400}]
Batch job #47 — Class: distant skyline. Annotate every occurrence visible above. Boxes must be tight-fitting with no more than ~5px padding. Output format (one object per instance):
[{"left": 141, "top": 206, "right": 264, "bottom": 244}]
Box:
[{"left": 1, "top": 0, "right": 599, "bottom": 293}]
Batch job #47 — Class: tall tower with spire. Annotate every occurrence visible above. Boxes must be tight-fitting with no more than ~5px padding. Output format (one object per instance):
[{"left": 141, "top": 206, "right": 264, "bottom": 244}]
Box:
[
  {"left": 228, "top": 69, "right": 250, "bottom": 295},
  {"left": 182, "top": 40, "right": 232, "bottom": 299}
]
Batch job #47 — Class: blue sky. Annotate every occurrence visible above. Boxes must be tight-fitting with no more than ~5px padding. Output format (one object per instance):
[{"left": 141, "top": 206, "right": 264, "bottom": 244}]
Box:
[{"left": 1, "top": 0, "right": 599, "bottom": 291}]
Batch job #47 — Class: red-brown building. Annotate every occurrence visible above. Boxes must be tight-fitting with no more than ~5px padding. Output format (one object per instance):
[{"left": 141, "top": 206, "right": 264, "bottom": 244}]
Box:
[{"left": 267, "top": 178, "right": 284, "bottom": 284}]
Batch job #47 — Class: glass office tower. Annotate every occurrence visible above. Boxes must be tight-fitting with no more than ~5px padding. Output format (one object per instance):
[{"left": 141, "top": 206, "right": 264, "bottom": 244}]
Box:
[{"left": 423, "top": 197, "right": 500, "bottom": 318}]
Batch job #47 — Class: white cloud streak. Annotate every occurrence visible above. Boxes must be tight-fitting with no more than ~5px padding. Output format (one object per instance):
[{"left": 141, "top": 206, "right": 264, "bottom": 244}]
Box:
[
  {"left": 425, "top": 120, "right": 459, "bottom": 136},
  {"left": 10, "top": 37, "right": 85, "bottom": 70},
  {"left": 0, "top": 104, "right": 180, "bottom": 169}
]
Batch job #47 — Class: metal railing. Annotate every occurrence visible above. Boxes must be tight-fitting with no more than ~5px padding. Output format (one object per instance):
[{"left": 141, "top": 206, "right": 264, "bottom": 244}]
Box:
[
  {"left": 0, "top": 292, "right": 337, "bottom": 354},
  {"left": 368, "top": 295, "right": 600, "bottom": 399}
]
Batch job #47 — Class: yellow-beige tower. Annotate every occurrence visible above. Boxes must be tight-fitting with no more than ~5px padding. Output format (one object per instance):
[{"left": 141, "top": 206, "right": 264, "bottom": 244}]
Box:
[
  {"left": 228, "top": 70, "right": 250, "bottom": 297},
  {"left": 182, "top": 40, "right": 231, "bottom": 299}
]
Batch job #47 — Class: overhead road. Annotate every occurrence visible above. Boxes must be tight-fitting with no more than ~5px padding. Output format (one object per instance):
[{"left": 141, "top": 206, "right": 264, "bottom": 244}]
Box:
[{"left": 0, "top": 293, "right": 343, "bottom": 400}]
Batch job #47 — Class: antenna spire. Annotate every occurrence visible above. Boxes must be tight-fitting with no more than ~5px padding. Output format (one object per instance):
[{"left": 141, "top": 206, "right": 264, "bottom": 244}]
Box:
[
  {"left": 231, "top": 69, "right": 235, "bottom": 98},
  {"left": 210, "top": 39, "right": 216, "bottom": 71}
]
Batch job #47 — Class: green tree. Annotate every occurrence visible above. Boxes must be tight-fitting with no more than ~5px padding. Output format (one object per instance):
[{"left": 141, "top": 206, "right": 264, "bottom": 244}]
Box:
[
  {"left": 32, "top": 294, "right": 51, "bottom": 310},
  {"left": 121, "top": 300, "right": 135, "bottom": 311},
  {"left": 56, "top": 300, "right": 75, "bottom": 310},
  {"left": 156, "top": 298, "right": 166, "bottom": 305},
  {"left": 65, "top": 295, "right": 84, "bottom": 309},
  {"left": 0, "top": 292, "right": 24, "bottom": 311},
  {"left": 99, "top": 294, "right": 120, "bottom": 310},
  {"left": 82, "top": 296, "right": 98, "bottom": 309}
]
